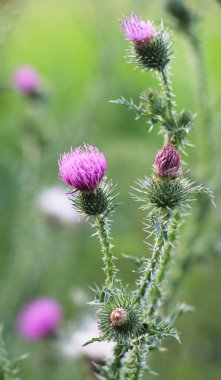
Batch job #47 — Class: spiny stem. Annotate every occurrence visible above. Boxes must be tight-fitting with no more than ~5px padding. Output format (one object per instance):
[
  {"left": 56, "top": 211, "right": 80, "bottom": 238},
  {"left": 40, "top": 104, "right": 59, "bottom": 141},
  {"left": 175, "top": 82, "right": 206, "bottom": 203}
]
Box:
[
  {"left": 135, "top": 221, "right": 169, "bottom": 304},
  {"left": 95, "top": 214, "right": 115, "bottom": 288},
  {"left": 120, "top": 340, "right": 144, "bottom": 380},
  {"left": 148, "top": 213, "right": 180, "bottom": 315},
  {"left": 161, "top": 68, "right": 174, "bottom": 123},
  {"left": 110, "top": 344, "right": 125, "bottom": 380}
]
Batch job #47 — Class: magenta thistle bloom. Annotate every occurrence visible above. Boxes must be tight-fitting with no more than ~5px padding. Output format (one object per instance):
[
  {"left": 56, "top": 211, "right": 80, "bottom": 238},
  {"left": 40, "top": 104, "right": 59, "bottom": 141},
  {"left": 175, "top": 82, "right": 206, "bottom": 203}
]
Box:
[
  {"left": 13, "top": 66, "right": 39, "bottom": 93},
  {"left": 155, "top": 144, "right": 180, "bottom": 177},
  {"left": 17, "top": 298, "right": 62, "bottom": 341},
  {"left": 58, "top": 144, "right": 107, "bottom": 191},
  {"left": 119, "top": 12, "right": 156, "bottom": 44}
]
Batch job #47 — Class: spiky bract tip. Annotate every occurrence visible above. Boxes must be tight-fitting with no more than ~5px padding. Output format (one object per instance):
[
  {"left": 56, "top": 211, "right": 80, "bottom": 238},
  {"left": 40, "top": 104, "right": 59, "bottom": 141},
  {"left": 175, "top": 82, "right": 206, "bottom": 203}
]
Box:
[
  {"left": 70, "top": 179, "right": 117, "bottom": 216},
  {"left": 134, "top": 176, "right": 210, "bottom": 213}
]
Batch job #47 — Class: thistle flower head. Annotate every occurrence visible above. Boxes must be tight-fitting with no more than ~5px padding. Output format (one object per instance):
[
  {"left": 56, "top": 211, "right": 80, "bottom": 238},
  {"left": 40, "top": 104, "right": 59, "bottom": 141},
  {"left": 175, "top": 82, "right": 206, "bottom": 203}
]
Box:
[
  {"left": 17, "top": 298, "right": 62, "bottom": 341},
  {"left": 58, "top": 144, "right": 107, "bottom": 191},
  {"left": 13, "top": 66, "right": 39, "bottom": 94},
  {"left": 155, "top": 144, "right": 180, "bottom": 177},
  {"left": 119, "top": 12, "right": 156, "bottom": 44}
]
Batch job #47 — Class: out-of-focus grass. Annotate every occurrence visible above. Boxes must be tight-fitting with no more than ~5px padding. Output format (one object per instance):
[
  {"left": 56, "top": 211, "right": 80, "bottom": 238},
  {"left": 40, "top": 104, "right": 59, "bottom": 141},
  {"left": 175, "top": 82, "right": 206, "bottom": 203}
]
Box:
[{"left": 0, "top": 1, "right": 220, "bottom": 379}]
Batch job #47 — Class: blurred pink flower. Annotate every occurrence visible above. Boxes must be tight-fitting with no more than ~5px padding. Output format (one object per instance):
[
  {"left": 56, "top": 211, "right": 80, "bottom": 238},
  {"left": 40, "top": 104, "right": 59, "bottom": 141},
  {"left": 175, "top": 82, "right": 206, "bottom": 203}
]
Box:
[
  {"left": 155, "top": 144, "right": 180, "bottom": 176},
  {"left": 58, "top": 144, "right": 107, "bottom": 191},
  {"left": 119, "top": 12, "right": 156, "bottom": 44},
  {"left": 13, "top": 66, "right": 39, "bottom": 93},
  {"left": 17, "top": 298, "right": 62, "bottom": 341}
]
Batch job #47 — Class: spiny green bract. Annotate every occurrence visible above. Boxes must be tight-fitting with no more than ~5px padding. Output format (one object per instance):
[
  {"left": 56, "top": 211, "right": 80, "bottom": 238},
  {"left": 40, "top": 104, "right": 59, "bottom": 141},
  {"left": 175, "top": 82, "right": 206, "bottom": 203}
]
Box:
[
  {"left": 71, "top": 180, "right": 117, "bottom": 216},
  {"left": 97, "top": 294, "right": 145, "bottom": 343},
  {"left": 77, "top": 188, "right": 108, "bottom": 215},
  {"left": 129, "top": 28, "right": 172, "bottom": 72},
  {"left": 134, "top": 176, "right": 212, "bottom": 212}
]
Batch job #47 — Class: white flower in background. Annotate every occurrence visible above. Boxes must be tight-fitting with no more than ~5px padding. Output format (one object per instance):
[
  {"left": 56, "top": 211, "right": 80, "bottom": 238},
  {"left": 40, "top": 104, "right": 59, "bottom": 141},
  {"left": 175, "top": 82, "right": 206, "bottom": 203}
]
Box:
[
  {"left": 70, "top": 287, "right": 89, "bottom": 307},
  {"left": 60, "top": 317, "right": 114, "bottom": 362},
  {"left": 37, "top": 186, "right": 85, "bottom": 225}
]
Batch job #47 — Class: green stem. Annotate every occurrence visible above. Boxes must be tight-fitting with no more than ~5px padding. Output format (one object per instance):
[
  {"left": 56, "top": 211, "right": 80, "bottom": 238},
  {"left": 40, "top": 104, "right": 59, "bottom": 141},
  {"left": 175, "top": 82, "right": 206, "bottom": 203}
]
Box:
[
  {"left": 111, "top": 344, "right": 125, "bottom": 380},
  {"left": 161, "top": 68, "right": 174, "bottom": 123},
  {"left": 148, "top": 213, "right": 180, "bottom": 315},
  {"left": 120, "top": 340, "right": 145, "bottom": 380},
  {"left": 135, "top": 221, "right": 169, "bottom": 304},
  {"left": 95, "top": 214, "right": 115, "bottom": 288}
]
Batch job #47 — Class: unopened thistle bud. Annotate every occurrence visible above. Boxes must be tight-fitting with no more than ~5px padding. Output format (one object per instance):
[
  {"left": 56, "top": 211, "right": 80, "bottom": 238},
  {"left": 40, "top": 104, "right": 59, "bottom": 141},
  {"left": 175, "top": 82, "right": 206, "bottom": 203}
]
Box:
[
  {"left": 110, "top": 307, "right": 126, "bottom": 326},
  {"left": 58, "top": 144, "right": 109, "bottom": 216},
  {"left": 155, "top": 144, "right": 180, "bottom": 177},
  {"left": 120, "top": 12, "right": 172, "bottom": 71},
  {"left": 178, "top": 110, "right": 194, "bottom": 127},
  {"left": 98, "top": 295, "right": 143, "bottom": 343}
]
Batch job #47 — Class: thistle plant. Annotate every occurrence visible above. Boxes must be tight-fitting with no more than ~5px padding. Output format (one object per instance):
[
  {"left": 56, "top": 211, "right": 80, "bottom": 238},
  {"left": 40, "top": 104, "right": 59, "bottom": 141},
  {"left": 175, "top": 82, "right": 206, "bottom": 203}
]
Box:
[
  {"left": 58, "top": 12, "right": 214, "bottom": 380},
  {"left": 0, "top": 326, "right": 26, "bottom": 380}
]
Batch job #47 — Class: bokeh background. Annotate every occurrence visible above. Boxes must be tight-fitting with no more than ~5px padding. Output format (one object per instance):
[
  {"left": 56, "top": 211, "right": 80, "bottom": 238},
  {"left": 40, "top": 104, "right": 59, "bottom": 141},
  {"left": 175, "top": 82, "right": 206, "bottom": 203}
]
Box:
[{"left": 0, "top": 0, "right": 221, "bottom": 379}]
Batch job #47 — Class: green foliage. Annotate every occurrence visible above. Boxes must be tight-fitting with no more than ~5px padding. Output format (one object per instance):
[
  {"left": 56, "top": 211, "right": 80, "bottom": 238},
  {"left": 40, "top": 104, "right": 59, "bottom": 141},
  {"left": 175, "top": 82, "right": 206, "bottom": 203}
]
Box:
[
  {"left": 119, "top": 338, "right": 148, "bottom": 380},
  {"left": 0, "top": 327, "right": 26, "bottom": 380},
  {"left": 112, "top": 87, "right": 195, "bottom": 149}
]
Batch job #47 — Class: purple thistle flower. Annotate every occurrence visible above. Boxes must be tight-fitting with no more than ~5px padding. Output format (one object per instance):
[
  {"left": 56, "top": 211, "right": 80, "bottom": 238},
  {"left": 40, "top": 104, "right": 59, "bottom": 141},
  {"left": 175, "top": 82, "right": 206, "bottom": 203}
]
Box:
[
  {"left": 58, "top": 144, "right": 107, "bottom": 191},
  {"left": 119, "top": 12, "right": 156, "bottom": 44},
  {"left": 17, "top": 298, "right": 62, "bottom": 341},
  {"left": 13, "top": 66, "right": 39, "bottom": 94},
  {"left": 155, "top": 144, "right": 180, "bottom": 177}
]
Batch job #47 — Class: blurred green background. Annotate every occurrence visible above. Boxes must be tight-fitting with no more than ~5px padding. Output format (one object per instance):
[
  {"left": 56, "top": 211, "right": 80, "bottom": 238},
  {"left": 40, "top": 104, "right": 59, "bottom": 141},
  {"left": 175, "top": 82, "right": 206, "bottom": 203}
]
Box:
[{"left": 0, "top": 0, "right": 221, "bottom": 379}]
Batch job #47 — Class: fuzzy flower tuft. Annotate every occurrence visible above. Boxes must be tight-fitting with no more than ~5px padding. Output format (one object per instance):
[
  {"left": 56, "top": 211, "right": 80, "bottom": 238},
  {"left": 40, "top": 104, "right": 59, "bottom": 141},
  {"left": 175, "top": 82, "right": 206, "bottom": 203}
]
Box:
[
  {"left": 17, "top": 298, "right": 62, "bottom": 341},
  {"left": 155, "top": 144, "right": 180, "bottom": 177},
  {"left": 58, "top": 144, "right": 107, "bottom": 191},
  {"left": 13, "top": 66, "right": 40, "bottom": 94},
  {"left": 119, "top": 12, "right": 156, "bottom": 44}
]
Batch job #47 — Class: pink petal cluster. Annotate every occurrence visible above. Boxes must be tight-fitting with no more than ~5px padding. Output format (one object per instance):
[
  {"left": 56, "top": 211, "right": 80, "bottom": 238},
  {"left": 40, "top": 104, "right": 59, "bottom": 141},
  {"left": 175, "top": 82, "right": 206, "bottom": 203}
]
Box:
[
  {"left": 13, "top": 66, "right": 39, "bottom": 93},
  {"left": 58, "top": 144, "right": 107, "bottom": 191},
  {"left": 155, "top": 144, "right": 180, "bottom": 177},
  {"left": 120, "top": 12, "right": 156, "bottom": 44},
  {"left": 17, "top": 298, "right": 62, "bottom": 341}
]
